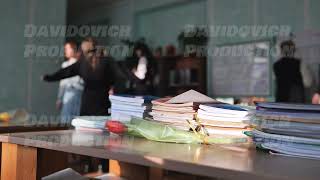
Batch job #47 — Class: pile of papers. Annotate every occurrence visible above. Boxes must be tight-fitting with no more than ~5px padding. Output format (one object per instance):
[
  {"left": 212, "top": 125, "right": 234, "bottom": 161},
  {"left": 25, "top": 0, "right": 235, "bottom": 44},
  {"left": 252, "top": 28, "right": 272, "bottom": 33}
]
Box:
[
  {"left": 149, "top": 90, "right": 217, "bottom": 131},
  {"left": 197, "top": 104, "right": 250, "bottom": 138},
  {"left": 71, "top": 116, "right": 110, "bottom": 132},
  {"left": 250, "top": 102, "right": 320, "bottom": 159},
  {"left": 110, "top": 95, "right": 157, "bottom": 122}
]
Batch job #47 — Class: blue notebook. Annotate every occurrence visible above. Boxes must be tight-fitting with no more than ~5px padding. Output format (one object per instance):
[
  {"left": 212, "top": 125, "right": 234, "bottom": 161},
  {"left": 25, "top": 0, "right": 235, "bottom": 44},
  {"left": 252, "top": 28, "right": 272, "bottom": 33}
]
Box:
[
  {"left": 200, "top": 104, "right": 248, "bottom": 111},
  {"left": 256, "top": 102, "right": 320, "bottom": 112}
]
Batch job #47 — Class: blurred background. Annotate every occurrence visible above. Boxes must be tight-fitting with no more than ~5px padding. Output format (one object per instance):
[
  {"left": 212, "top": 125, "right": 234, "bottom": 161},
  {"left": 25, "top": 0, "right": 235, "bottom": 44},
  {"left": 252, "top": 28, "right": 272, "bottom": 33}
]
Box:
[{"left": 1, "top": 0, "right": 320, "bottom": 116}]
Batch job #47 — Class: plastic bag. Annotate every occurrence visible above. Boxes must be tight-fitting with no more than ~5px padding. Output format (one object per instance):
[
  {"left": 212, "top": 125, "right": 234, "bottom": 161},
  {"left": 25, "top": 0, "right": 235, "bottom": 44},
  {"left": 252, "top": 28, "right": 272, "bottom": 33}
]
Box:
[{"left": 107, "top": 118, "right": 247, "bottom": 144}]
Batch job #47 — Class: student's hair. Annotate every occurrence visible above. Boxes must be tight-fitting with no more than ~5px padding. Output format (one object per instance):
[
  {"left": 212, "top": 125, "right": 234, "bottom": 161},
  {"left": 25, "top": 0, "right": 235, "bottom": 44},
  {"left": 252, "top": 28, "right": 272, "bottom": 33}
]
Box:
[
  {"left": 83, "top": 37, "right": 97, "bottom": 49},
  {"left": 280, "top": 40, "right": 296, "bottom": 57},
  {"left": 133, "top": 42, "right": 152, "bottom": 58},
  {"left": 65, "top": 41, "right": 78, "bottom": 52},
  {"left": 82, "top": 37, "right": 99, "bottom": 69}
]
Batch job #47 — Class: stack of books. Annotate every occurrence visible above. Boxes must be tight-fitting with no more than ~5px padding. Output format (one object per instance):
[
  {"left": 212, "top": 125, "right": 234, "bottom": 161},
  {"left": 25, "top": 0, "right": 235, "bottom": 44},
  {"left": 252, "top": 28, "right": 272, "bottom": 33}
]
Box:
[
  {"left": 149, "top": 90, "right": 217, "bottom": 131},
  {"left": 197, "top": 104, "right": 250, "bottom": 138},
  {"left": 150, "top": 98, "right": 197, "bottom": 130},
  {"left": 71, "top": 116, "right": 110, "bottom": 132},
  {"left": 110, "top": 95, "right": 157, "bottom": 121},
  {"left": 249, "top": 102, "right": 320, "bottom": 159}
]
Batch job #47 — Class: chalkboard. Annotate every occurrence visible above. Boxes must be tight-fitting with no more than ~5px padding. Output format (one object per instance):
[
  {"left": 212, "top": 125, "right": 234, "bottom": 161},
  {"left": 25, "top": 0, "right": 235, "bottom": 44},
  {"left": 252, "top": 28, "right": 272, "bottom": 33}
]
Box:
[{"left": 208, "top": 40, "right": 272, "bottom": 97}]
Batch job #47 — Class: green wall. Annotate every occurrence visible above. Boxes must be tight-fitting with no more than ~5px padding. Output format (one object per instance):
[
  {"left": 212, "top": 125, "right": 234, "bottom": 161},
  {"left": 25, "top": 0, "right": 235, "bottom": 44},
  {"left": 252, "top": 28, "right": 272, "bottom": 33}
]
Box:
[
  {"left": 2, "top": 0, "right": 320, "bottom": 114},
  {"left": 0, "top": 0, "right": 67, "bottom": 115},
  {"left": 135, "top": 0, "right": 207, "bottom": 48},
  {"left": 68, "top": 0, "right": 320, "bottom": 99}
]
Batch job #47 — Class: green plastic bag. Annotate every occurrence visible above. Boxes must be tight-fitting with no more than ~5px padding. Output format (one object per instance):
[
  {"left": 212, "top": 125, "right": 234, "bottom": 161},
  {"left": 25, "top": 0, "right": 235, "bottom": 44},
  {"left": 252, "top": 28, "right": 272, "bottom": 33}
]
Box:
[{"left": 123, "top": 118, "right": 247, "bottom": 144}]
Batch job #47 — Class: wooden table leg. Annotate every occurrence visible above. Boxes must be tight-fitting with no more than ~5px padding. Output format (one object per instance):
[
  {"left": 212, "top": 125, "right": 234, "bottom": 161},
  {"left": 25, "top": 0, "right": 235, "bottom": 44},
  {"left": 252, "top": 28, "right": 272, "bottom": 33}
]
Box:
[
  {"left": 1, "top": 143, "right": 37, "bottom": 180},
  {"left": 36, "top": 148, "right": 68, "bottom": 178},
  {"left": 149, "top": 167, "right": 164, "bottom": 180},
  {"left": 1, "top": 143, "right": 68, "bottom": 180},
  {"left": 109, "top": 160, "right": 149, "bottom": 180}
]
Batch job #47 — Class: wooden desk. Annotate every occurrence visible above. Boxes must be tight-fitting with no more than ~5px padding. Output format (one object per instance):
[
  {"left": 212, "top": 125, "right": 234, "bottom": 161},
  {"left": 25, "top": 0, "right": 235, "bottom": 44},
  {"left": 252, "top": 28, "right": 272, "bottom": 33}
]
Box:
[
  {"left": 0, "top": 130, "right": 320, "bottom": 180},
  {"left": 0, "top": 120, "right": 69, "bottom": 180}
]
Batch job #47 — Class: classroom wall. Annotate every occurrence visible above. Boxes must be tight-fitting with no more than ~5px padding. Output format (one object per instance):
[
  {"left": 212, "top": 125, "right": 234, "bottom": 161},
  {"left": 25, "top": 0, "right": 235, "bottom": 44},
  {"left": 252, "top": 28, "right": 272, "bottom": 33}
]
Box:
[
  {"left": 207, "top": 0, "right": 320, "bottom": 99},
  {"left": 69, "top": 0, "right": 320, "bottom": 99},
  {"left": 70, "top": 0, "right": 320, "bottom": 53},
  {"left": 0, "top": 0, "right": 67, "bottom": 115},
  {"left": 69, "top": 0, "right": 196, "bottom": 47},
  {"left": 135, "top": 0, "right": 207, "bottom": 48},
  {"left": 1, "top": 0, "right": 318, "bottom": 115}
]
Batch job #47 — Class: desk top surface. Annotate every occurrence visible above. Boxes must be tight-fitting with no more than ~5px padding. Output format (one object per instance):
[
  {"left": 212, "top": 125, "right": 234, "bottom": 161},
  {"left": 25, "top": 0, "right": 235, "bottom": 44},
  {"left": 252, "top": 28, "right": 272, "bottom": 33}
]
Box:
[{"left": 0, "top": 130, "right": 319, "bottom": 180}]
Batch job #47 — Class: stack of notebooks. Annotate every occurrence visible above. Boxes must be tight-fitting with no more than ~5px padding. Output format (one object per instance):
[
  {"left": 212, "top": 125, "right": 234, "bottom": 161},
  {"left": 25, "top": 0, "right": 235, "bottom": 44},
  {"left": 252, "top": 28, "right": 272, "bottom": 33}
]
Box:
[
  {"left": 197, "top": 104, "right": 251, "bottom": 138},
  {"left": 71, "top": 116, "right": 110, "bottom": 132},
  {"left": 110, "top": 95, "right": 157, "bottom": 121},
  {"left": 249, "top": 102, "right": 320, "bottom": 159},
  {"left": 149, "top": 90, "right": 217, "bottom": 131}
]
